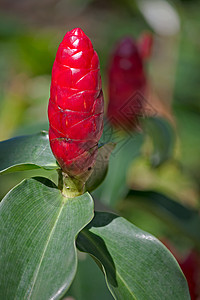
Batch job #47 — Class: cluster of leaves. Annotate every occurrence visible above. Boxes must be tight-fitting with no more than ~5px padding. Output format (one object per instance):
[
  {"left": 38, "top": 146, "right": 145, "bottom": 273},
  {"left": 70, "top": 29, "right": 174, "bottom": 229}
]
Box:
[{"left": 0, "top": 118, "right": 192, "bottom": 299}]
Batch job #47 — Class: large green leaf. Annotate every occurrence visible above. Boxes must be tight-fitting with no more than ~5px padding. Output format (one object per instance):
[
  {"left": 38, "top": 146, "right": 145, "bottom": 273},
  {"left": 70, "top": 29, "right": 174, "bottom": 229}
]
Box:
[
  {"left": 126, "top": 189, "right": 200, "bottom": 246},
  {"left": 77, "top": 212, "right": 190, "bottom": 300},
  {"left": 0, "top": 131, "right": 57, "bottom": 174},
  {"left": 142, "top": 117, "right": 175, "bottom": 167},
  {"left": 0, "top": 177, "right": 94, "bottom": 299}
]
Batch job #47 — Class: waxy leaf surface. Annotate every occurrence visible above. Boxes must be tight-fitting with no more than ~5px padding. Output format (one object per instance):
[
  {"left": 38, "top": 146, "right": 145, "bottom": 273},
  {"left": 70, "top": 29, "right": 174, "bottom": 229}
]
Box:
[
  {"left": 77, "top": 212, "right": 190, "bottom": 300},
  {"left": 0, "top": 177, "right": 94, "bottom": 299},
  {"left": 0, "top": 131, "right": 57, "bottom": 174}
]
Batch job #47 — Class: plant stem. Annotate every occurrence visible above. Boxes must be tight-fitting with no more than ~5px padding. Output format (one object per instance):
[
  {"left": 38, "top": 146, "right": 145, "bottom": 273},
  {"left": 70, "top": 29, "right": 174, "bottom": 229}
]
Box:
[{"left": 57, "top": 169, "right": 85, "bottom": 198}]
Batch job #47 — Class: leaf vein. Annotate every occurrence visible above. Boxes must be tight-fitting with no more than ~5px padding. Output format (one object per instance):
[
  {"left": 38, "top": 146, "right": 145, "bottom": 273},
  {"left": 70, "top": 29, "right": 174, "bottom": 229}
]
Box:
[{"left": 25, "top": 202, "right": 64, "bottom": 299}]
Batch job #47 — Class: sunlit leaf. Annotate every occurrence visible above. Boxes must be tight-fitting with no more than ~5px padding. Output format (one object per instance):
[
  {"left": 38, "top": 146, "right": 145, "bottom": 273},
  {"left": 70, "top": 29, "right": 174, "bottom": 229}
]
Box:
[
  {"left": 0, "top": 177, "right": 94, "bottom": 299},
  {"left": 77, "top": 212, "right": 190, "bottom": 300},
  {"left": 0, "top": 131, "right": 57, "bottom": 174}
]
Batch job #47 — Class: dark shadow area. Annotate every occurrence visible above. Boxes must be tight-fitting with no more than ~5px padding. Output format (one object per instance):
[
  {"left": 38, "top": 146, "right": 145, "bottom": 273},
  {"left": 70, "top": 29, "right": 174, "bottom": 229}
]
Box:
[
  {"left": 76, "top": 212, "right": 119, "bottom": 288},
  {"left": 33, "top": 176, "right": 58, "bottom": 189},
  {"left": 86, "top": 211, "right": 119, "bottom": 229},
  {"left": 126, "top": 189, "right": 200, "bottom": 245},
  {"left": 128, "top": 189, "right": 198, "bottom": 220}
]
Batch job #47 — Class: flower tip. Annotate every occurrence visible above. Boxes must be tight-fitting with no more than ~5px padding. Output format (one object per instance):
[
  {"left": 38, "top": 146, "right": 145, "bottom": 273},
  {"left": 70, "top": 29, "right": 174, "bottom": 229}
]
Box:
[
  {"left": 69, "top": 27, "right": 86, "bottom": 37},
  {"left": 62, "top": 27, "right": 93, "bottom": 50},
  {"left": 116, "top": 37, "right": 138, "bottom": 57}
]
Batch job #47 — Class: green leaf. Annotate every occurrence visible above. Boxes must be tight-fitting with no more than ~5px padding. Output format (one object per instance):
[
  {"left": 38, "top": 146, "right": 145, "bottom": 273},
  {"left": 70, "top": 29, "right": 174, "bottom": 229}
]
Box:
[
  {"left": 126, "top": 189, "right": 200, "bottom": 246},
  {"left": 86, "top": 142, "right": 116, "bottom": 192},
  {"left": 93, "top": 133, "right": 143, "bottom": 207},
  {"left": 0, "top": 177, "right": 94, "bottom": 299},
  {"left": 0, "top": 131, "right": 57, "bottom": 174},
  {"left": 143, "top": 117, "right": 175, "bottom": 167},
  {"left": 77, "top": 212, "right": 190, "bottom": 300}
]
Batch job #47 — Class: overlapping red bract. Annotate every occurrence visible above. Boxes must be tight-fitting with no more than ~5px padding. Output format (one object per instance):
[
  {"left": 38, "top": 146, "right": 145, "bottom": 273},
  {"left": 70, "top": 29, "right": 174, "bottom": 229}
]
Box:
[
  {"left": 48, "top": 28, "right": 104, "bottom": 176},
  {"left": 107, "top": 37, "right": 146, "bottom": 129}
]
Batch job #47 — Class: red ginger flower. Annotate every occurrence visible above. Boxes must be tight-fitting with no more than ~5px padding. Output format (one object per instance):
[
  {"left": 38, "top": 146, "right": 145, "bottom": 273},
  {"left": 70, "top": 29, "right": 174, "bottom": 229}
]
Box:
[
  {"left": 107, "top": 37, "right": 147, "bottom": 129},
  {"left": 48, "top": 28, "right": 104, "bottom": 177},
  {"left": 179, "top": 251, "right": 200, "bottom": 300}
]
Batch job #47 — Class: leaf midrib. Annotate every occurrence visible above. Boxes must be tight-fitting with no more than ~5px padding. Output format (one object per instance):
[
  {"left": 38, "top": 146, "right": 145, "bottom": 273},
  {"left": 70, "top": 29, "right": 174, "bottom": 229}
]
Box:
[{"left": 22, "top": 202, "right": 64, "bottom": 300}]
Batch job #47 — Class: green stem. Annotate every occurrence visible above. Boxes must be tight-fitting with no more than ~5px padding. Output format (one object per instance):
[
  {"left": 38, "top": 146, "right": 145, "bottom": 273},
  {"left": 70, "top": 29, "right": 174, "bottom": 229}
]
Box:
[{"left": 57, "top": 169, "right": 85, "bottom": 198}]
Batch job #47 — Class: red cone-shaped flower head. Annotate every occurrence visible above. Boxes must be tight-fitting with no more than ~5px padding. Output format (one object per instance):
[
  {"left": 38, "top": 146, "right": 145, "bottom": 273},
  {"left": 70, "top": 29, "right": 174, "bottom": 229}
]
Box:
[
  {"left": 48, "top": 28, "right": 104, "bottom": 177},
  {"left": 107, "top": 37, "right": 146, "bottom": 129}
]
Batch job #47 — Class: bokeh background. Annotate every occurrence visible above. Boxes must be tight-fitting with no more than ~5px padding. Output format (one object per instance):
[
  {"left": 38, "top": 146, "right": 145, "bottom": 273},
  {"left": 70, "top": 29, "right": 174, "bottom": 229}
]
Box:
[{"left": 0, "top": 0, "right": 200, "bottom": 299}]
